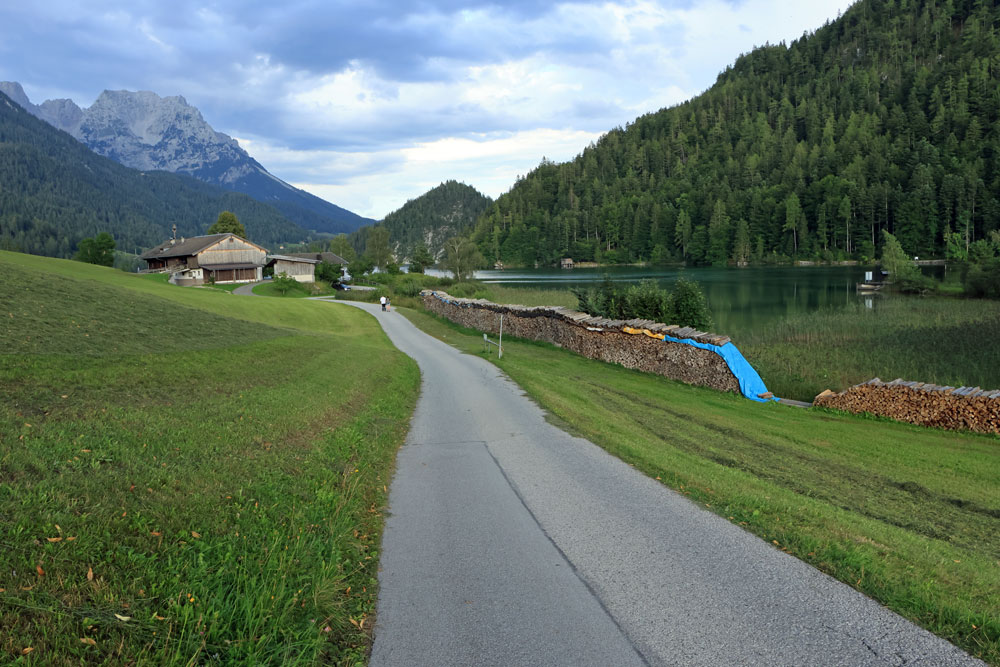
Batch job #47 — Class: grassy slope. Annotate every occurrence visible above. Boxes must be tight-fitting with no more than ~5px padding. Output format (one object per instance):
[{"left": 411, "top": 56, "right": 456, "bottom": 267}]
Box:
[
  {"left": 0, "top": 251, "right": 419, "bottom": 665},
  {"left": 401, "top": 307, "right": 1000, "bottom": 665}
]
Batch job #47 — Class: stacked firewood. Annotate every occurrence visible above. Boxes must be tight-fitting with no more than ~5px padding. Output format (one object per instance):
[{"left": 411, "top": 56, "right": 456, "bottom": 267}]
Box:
[
  {"left": 422, "top": 291, "right": 740, "bottom": 394},
  {"left": 815, "top": 378, "right": 1000, "bottom": 434}
]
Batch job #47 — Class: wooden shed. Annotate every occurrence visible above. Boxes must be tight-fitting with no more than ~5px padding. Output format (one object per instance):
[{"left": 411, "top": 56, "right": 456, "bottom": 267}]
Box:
[
  {"left": 140, "top": 233, "right": 268, "bottom": 285},
  {"left": 266, "top": 254, "right": 319, "bottom": 283},
  {"left": 560, "top": 258, "right": 575, "bottom": 269}
]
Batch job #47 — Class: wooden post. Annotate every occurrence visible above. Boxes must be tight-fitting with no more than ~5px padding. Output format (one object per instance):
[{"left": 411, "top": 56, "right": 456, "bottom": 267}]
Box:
[{"left": 499, "top": 314, "right": 504, "bottom": 359}]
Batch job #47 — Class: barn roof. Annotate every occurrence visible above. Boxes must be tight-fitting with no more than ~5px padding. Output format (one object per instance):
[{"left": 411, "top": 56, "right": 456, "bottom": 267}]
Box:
[
  {"left": 140, "top": 233, "right": 268, "bottom": 260},
  {"left": 284, "top": 251, "right": 348, "bottom": 265},
  {"left": 267, "top": 254, "right": 320, "bottom": 264}
]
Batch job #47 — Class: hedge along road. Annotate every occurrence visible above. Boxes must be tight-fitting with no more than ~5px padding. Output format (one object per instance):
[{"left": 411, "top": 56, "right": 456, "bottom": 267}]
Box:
[{"left": 325, "top": 299, "right": 983, "bottom": 667}]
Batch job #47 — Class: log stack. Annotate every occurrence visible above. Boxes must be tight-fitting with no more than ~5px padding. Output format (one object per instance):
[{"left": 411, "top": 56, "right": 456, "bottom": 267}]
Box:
[
  {"left": 422, "top": 291, "right": 741, "bottom": 395},
  {"left": 814, "top": 378, "right": 1000, "bottom": 435}
]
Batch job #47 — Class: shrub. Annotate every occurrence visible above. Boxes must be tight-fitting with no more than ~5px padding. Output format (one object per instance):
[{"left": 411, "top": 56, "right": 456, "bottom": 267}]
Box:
[
  {"left": 964, "top": 258, "right": 1000, "bottom": 298},
  {"left": 395, "top": 279, "right": 423, "bottom": 297},
  {"left": 667, "top": 277, "right": 713, "bottom": 330},
  {"left": 272, "top": 273, "right": 299, "bottom": 295},
  {"left": 572, "top": 276, "right": 713, "bottom": 330}
]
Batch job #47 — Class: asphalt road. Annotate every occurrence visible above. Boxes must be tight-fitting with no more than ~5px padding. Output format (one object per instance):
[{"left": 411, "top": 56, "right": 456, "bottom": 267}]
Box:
[{"left": 330, "top": 300, "right": 983, "bottom": 667}]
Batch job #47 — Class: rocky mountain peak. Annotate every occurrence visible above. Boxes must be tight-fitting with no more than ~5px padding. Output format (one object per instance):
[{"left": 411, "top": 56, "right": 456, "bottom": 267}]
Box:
[{"left": 2, "top": 80, "right": 372, "bottom": 234}]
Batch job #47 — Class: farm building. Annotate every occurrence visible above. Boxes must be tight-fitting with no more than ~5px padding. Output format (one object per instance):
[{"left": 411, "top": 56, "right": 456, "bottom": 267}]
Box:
[
  {"left": 140, "top": 233, "right": 268, "bottom": 285},
  {"left": 266, "top": 255, "right": 319, "bottom": 283}
]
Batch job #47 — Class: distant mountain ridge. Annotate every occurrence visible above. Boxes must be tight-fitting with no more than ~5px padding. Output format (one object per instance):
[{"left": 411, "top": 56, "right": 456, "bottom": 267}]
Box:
[
  {"left": 0, "top": 82, "right": 374, "bottom": 235},
  {"left": 0, "top": 89, "right": 310, "bottom": 258},
  {"left": 350, "top": 180, "right": 492, "bottom": 260}
]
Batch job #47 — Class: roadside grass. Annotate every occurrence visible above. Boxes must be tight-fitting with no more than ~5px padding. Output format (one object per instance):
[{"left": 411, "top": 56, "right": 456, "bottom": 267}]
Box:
[
  {"left": 0, "top": 252, "right": 419, "bottom": 664},
  {"left": 739, "top": 297, "right": 1000, "bottom": 401},
  {"left": 400, "top": 306, "right": 1000, "bottom": 665},
  {"left": 253, "top": 281, "right": 312, "bottom": 298}
]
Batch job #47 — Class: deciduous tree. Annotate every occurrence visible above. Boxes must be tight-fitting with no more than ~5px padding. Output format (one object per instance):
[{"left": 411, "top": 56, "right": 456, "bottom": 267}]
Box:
[{"left": 207, "top": 211, "right": 246, "bottom": 237}]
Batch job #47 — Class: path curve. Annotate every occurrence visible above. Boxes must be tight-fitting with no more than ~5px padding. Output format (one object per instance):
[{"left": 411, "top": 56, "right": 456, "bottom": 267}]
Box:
[{"left": 325, "top": 299, "right": 982, "bottom": 667}]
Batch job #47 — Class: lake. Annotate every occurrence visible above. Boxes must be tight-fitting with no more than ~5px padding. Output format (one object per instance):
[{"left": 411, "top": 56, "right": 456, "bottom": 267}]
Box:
[{"left": 429, "top": 265, "right": 943, "bottom": 336}]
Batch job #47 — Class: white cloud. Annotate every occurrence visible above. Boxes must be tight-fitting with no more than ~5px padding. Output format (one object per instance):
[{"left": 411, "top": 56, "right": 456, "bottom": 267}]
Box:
[
  {"left": 1, "top": 0, "right": 855, "bottom": 221},
  {"left": 255, "top": 128, "right": 603, "bottom": 219}
]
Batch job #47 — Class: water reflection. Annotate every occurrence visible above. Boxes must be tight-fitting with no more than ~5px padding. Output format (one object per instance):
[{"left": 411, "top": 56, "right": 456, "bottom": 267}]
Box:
[{"left": 424, "top": 264, "right": 945, "bottom": 336}]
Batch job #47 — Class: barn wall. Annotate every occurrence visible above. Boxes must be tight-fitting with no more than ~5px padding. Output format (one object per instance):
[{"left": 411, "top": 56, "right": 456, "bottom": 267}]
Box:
[
  {"left": 274, "top": 259, "right": 316, "bottom": 282},
  {"left": 199, "top": 237, "right": 267, "bottom": 266}
]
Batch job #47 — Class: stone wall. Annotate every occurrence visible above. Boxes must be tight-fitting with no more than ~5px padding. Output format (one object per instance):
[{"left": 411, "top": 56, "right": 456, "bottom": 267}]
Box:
[
  {"left": 814, "top": 378, "right": 1000, "bottom": 434},
  {"left": 422, "top": 291, "right": 741, "bottom": 395}
]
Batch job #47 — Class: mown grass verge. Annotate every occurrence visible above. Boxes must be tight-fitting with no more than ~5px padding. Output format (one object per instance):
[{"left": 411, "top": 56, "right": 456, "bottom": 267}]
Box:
[
  {"left": 400, "top": 306, "right": 1000, "bottom": 665},
  {"left": 0, "top": 251, "right": 419, "bottom": 664}
]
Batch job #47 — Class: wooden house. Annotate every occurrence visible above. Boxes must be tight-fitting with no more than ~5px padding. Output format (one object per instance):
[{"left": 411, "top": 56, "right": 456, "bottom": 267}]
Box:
[
  {"left": 140, "top": 233, "right": 268, "bottom": 285},
  {"left": 560, "top": 258, "right": 575, "bottom": 269}
]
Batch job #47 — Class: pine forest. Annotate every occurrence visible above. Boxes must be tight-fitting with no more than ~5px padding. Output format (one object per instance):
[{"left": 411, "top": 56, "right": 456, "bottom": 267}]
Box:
[{"left": 471, "top": 0, "right": 1000, "bottom": 268}]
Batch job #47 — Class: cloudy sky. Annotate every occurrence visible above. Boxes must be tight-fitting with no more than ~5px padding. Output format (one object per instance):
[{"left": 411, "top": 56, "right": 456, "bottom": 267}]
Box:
[{"left": 1, "top": 0, "right": 854, "bottom": 220}]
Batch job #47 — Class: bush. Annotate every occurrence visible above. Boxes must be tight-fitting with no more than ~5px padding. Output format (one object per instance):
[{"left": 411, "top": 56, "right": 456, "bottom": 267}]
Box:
[
  {"left": 667, "top": 277, "right": 713, "bottom": 330},
  {"left": 572, "top": 276, "right": 713, "bottom": 330},
  {"left": 272, "top": 273, "right": 299, "bottom": 295},
  {"left": 395, "top": 279, "right": 423, "bottom": 297},
  {"left": 316, "top": 261, "right": 342, "bottom": 284},
  {"left": 964, "top": 258, "right": 1000, "bottom": 298}
]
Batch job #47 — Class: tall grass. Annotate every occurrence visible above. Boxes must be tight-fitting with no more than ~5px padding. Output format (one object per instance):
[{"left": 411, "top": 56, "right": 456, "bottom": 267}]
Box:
[
  {"left": 740, "top": 296, "right": 1000, "bottom": 401},
  {"left": 0, "top": 251, "right": 419, "bottom": 664}
]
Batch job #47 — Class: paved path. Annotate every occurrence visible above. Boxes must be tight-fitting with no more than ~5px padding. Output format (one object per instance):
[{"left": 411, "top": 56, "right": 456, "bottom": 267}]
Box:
[
  {"left": 232, "top": 281, "right": 262, "bottom": 296},
  {"left": 324, "top": 300, "right": 982, "bottom": 667}
]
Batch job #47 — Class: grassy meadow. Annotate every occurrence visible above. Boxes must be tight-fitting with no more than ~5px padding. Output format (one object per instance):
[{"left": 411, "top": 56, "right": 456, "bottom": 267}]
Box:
[
  {"left": 401, "top": 307, "right": 1000, "bottom": 664},
  {"left": 0, "top": 252, "right": 419, "bottom": 665}
]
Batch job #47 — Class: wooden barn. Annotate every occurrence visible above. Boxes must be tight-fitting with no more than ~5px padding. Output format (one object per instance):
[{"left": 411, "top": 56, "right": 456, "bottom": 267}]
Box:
[
  {"left": 266, "top": 254, "right": 319, "bottom": 283},
  {"left": 140, "top": 233, "right": 268, "bottom": 285}
]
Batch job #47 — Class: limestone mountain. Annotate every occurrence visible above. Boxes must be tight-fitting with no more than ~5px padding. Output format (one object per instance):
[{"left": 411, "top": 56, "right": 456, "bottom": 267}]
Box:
[
  {"left": 0, "top": 89, "right": 310, "bottom": 257},
  {"left": 0, "top": 82, "right": 373, "bottom": 235}
]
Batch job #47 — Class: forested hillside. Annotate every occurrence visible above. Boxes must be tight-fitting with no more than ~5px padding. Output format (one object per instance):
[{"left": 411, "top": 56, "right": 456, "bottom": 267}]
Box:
[
  {"left": 0, "top": 92, "right": 311, "bottom": 258},
  {"left": 472, "top": 0, "right": 1000, "bottom": 267},
  {"left": 351, "top": 180, "right": 492, "bottom": 260}
]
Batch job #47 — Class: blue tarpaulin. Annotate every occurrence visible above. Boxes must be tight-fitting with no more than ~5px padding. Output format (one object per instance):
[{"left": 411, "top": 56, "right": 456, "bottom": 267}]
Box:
[{"left": 659, "top": 334, "right": 778, "bottom": 402}]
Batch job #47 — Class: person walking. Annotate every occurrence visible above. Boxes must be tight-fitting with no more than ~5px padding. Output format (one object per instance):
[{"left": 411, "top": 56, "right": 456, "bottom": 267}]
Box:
[
  {"left": 380, "top": 295, "right": 387, "bottom": 311},
  {"left": 386, "top": 297, "right": 391, "bottom": 312}
]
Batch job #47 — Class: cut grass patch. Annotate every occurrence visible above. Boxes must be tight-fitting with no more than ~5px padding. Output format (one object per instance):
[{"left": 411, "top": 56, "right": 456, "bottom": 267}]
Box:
[
  {"left": 400, "top": 306, "right": 1000, "bottom": 665},
  {"left": 0, "top": 251, "right": 420, "bottom": 664}
]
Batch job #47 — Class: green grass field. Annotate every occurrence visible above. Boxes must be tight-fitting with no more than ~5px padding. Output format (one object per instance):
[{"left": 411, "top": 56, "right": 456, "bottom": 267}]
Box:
[
  {"left": 0, "top": 252, "right": 419, "bottom": 664},
  {"left": 401, "top": 307, "right": 1000, "bottom": 665}
]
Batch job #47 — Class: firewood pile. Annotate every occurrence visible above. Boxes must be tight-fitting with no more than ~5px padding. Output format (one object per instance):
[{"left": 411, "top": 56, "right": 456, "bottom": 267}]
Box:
[
  {"left": 422, "top": 291, "right": 740, "bottom": 394},
  {"left": 814, "top": 378, "right": 1000, "bottom": 435}
]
